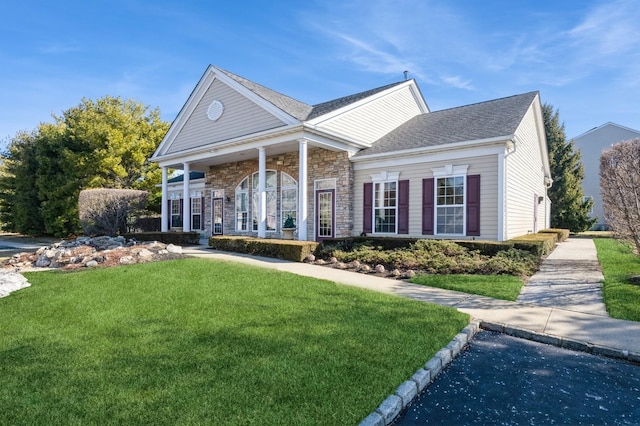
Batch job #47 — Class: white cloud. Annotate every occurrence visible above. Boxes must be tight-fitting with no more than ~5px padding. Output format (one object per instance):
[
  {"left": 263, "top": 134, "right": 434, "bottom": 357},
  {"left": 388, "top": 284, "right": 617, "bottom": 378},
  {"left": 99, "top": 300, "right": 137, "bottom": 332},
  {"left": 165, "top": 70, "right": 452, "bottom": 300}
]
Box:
[
  {"left": 441, "top": 75, "right": 474, "bottom": 90},
  {"left": 569, "top": 0, "right": 640, "bottom": 57}
]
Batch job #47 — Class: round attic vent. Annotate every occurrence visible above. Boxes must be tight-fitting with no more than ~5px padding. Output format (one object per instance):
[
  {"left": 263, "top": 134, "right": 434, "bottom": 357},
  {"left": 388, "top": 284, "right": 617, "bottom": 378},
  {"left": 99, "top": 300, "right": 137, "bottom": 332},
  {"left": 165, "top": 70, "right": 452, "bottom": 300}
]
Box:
[{"left": 207, "top": 100, "right": 224, "bottom": 121}]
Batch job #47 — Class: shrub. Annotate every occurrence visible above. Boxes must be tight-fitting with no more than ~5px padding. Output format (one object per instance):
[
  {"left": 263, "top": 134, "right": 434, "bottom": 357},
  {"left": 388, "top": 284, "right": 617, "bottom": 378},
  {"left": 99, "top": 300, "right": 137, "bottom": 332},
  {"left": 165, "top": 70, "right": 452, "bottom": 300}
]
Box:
[
  {"left": 79, "top": 189, "right": 147, "bottom": 236},
  {"left": 454, "top": 240, "right": 516, "bottom": 256},
  {"left": 483, "top": 248, "right": 540, "bottom": 276},
  {"left": 600, "top": 138, "right": 640, "bottom": 254},
  {"left": 325, "top": 238, "right": 540, "bottom": 277},
  {"left": 509, "top": 233, "right": 557, "bottom": 256},
  {"left": 209, "top": 236, "right": 318, "bottom": 262},
  {"left": 539, "top": 228, "right": 570, "bottom": 242}
]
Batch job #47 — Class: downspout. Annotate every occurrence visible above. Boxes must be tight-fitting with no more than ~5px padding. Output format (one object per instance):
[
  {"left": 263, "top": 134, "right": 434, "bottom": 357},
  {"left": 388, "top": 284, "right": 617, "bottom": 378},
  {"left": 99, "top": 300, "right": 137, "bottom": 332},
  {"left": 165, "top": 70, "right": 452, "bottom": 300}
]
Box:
[{"left": 544, "top": 176, "right": 553, "bottom": 229}]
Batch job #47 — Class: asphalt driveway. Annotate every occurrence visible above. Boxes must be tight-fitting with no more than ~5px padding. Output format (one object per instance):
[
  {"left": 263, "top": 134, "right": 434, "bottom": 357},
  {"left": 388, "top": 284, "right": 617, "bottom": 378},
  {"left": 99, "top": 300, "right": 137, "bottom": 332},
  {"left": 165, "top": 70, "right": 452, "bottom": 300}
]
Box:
[{"left": 395, "top": 331, "right": 640, "bottom": 425}]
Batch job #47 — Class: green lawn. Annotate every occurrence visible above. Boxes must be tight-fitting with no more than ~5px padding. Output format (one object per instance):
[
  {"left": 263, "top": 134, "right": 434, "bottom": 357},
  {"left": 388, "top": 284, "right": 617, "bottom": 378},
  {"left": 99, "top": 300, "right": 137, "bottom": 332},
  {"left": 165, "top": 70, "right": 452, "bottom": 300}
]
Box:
[
  {"left": 1, "top": 258, "right": 469, "bottom": 425},
  {"left": 409, "top": 274, "right": 524, "bottom": 301},
  {"left": 593, "top": 238, "right": 640, "bottom": 321}
]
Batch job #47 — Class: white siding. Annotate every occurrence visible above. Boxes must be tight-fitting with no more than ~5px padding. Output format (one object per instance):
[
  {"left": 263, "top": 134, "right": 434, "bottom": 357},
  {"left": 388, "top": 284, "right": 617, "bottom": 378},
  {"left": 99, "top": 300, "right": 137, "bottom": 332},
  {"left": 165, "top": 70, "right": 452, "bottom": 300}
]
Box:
[
  {"left": 315, "top": 86, "right": 422, "bottom": 144},
  {"left": 353, "top": 154, "right": 499, "bottom": 240},
  {"left": 505, "top": 104, "right": 548, "bottom": 239},
  {"left": 167, "top": 79, "right": 286, "bottom": 154}
]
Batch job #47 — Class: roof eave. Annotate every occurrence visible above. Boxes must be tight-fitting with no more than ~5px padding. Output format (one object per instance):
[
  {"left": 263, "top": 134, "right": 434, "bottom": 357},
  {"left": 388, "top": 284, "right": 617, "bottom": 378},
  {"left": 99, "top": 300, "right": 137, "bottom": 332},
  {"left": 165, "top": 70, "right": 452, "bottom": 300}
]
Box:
[{"left": 351, "top": 135, "right": 515, "bottom": 162}]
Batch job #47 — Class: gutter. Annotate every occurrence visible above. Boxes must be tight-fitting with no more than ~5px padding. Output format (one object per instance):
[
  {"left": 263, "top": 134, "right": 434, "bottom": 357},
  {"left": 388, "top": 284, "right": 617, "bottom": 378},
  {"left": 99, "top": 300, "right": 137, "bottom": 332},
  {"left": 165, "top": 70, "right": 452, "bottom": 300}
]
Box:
[{"left": 351, "top": 135, "right": 516, "bottom": 163}]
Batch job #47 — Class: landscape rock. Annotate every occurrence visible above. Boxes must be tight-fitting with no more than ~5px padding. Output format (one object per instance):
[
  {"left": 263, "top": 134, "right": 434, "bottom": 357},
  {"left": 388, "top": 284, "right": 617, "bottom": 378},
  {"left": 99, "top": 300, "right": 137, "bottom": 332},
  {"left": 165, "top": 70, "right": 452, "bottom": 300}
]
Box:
[
  {"left": 2, "top": 236, "right": 187, "bottom": 271},
  {"left": 166, "top": 244, "right": 183, "bottom": 254},
  {"left": 0, "top": 271, "right": 30, "bottom": 298}
]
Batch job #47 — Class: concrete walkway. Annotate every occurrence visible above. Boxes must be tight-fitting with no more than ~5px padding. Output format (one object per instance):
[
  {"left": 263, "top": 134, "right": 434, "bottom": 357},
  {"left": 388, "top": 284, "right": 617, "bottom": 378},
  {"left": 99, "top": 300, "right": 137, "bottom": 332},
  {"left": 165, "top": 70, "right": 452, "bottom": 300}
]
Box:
[{"left": 184, "top": 238, "right": 640, "bottom": 356}]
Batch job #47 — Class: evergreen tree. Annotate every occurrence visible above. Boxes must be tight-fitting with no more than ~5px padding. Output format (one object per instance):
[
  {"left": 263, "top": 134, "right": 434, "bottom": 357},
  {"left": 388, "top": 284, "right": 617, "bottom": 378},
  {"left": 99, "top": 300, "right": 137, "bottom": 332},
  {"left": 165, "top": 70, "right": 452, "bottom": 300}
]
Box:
[
  {"left": 543, "top": 103, "right": 596, "bottom": 232},
  {"left": 0, "top": 96, "right": 169, "bottom": 237},
  {"left": 0, "top": 130, "right": 46, "bottom": 235}
]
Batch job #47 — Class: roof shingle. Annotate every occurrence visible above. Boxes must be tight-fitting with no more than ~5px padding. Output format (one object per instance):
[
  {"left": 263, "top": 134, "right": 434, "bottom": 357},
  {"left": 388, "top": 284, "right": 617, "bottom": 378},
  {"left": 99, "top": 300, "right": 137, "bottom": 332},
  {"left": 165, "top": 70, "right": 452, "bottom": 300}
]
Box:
[
  {"left": 217, "top": 66, "right": 407, "bottom": 122},
  {"left": 355, "top": 91, "right": 539, "bottom": 157}
]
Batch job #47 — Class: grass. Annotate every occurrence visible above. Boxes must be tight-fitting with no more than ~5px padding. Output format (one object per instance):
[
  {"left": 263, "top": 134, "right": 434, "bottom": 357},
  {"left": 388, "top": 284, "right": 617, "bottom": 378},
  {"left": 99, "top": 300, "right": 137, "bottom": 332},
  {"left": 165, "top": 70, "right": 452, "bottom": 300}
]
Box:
[
  {"left": 593, "top": 238, "right": 640, "bottom": 321},
  {"left": 1, "top": 258, "right": 469, "bottom": 425},
  {"left": 409, "top": 274, "right": 524, "bottom": 301}
]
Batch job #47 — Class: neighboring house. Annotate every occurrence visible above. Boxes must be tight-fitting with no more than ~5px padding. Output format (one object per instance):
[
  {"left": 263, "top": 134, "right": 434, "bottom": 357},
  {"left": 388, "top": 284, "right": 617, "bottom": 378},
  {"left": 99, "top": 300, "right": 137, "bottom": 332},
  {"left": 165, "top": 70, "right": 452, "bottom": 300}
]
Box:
[
  {"left": 572, "top": 122, "right": 640, "bottom": 230},
  {"left": 151, "top": 65, "right": 551, "bottom": 242}
]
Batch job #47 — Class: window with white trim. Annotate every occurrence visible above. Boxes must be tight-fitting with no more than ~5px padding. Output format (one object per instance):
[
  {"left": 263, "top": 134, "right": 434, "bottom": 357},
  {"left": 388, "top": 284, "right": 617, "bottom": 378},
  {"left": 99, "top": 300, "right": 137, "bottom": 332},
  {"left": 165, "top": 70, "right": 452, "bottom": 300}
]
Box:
[
  {"left": 436, "top": 176, "right": 464, "bottom": 234},
  {"left": 235, "top": 178, "right": 249, "bottom": 231},
  {"left": 432, "top": 164, "right": 469, "bottom": 236},
  {"left": 374, "top": 181, "right": 397, "bottom": 233},
  {"left": 281, "top": 172, "right": 297, "bottom": 228},
  {"left": 252, "top": 170, "right": 277, "bottom": 232},
  {"left": 191, "top": 197, "right": 202, "bottom": 230},
  {"left": 370, "top": 171, "right": 399, "bottom": 234},
  {"left": 170, "top": 198, "right": 181, "bottom": 228}
]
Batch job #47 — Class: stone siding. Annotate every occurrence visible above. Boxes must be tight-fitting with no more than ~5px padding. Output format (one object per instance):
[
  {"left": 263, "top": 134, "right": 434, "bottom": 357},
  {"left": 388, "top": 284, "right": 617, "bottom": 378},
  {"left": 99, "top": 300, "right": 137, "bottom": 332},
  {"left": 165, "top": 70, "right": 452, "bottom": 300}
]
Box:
[{"left": 203, "top": 148, "right": 353, "bottom": 240}]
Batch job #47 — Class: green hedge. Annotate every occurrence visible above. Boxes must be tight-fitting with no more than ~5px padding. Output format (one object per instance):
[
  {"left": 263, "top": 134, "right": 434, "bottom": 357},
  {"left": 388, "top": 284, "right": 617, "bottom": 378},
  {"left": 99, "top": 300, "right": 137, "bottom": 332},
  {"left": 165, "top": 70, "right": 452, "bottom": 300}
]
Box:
[
  {"left": 454, "top": 240, "right": 515, "bottom": 256},
  {"left": 209, "top": 236, "right": 319, "bottom": 262},
  {"left": 123, "top": 232, "right": 201, "bottom": 245},
  {"left": 538, "top": 228, "right": 570, "bottom": 242},
  {"left": 320, "top": 237, "right": 535, "bottom": 257},
  {"left": 508, "top": 232, "right": 557, "bottom": 257},
  {"left": 319, "top": 237, "right": 419, "bottom": 252}
]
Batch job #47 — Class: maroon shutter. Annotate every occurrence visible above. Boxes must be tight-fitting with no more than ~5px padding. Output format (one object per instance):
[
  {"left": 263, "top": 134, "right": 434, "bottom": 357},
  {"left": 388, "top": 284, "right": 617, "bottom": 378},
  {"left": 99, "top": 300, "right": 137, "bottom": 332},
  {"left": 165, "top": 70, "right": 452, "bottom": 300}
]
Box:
[
  {"left": 398, "top": 180, "right": 409, "bottom": 234},
  {"left": 466, "top": 174, "right": 481, "bottom": 236},
  {"left": 179, "top": 198, "right": 184, "bottom": 225},
  {"left": 167, "top": 200, "right": 172, "bottom": 228},
  {"left": 363, "top": 183, "right": 373, "bottom": 234},
  {"left": 422, "top": 178, "right": 434, "bottom": 235},
  {"left": 201, "top": 197, "right": 206, "bottom": 230}
]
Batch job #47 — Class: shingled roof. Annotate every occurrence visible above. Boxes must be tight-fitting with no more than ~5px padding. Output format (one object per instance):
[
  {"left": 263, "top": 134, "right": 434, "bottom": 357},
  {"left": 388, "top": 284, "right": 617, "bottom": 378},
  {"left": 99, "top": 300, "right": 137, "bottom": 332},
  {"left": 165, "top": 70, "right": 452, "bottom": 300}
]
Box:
[
  {"left": 306, "top": 81, "right": 408, "bottom": 120},
  {"left": 218, "top": 67, "right": 407, "bottom": 122},
  {"left": 218, "top": 68, "right": 313, "bottom": 121},
  {"left": 355, "top": 91, "right": 539, "bottom": 157}
]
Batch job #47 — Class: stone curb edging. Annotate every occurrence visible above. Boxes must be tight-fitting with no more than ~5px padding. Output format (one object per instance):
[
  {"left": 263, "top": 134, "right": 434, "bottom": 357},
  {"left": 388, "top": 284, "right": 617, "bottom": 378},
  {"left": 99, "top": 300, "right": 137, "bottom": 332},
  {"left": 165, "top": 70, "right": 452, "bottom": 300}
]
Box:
[
  {"left": 359, "top": 318, "right": 640, "bottom": 426},
  {"left": 480, "top": 321, "right": 640, "bottom": 365},
  {"left": 359, "top": 319, "right": 481, "bottom": 426}
]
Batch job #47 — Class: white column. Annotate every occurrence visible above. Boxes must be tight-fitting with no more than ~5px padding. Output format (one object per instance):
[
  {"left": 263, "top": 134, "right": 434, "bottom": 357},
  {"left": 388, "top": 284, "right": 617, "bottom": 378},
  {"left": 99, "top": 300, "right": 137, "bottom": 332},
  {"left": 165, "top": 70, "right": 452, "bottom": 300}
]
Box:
[
  {"left": 183, "top": 163, "right": 191, "bottom": 232},
  {"left": 258, "top": 147, "right": 266, "bottom": 238},
  {"left": 161, "top": 167, "right": 169, "bottom": 232},
  {"left": 298, "top": 139, "right": 308, "bottom": 241}
]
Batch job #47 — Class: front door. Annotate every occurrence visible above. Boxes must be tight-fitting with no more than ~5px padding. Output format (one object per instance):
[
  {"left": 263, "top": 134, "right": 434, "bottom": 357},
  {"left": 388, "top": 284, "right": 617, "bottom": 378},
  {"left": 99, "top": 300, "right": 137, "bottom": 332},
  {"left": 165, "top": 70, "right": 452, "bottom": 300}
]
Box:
[
  {"left": 315, "top": 189, "right": 334, "bottom": 241},
  {"left": 212, "top": 198, "right": 223, "bottom": 235}
]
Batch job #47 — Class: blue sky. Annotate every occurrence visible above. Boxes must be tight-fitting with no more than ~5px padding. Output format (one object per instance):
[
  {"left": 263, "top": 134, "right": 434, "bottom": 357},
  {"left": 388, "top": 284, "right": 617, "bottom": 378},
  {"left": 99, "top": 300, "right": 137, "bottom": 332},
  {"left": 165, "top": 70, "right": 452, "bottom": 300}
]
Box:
[{"left": 2, "top": 0, "right": 639, "bottom": 148}]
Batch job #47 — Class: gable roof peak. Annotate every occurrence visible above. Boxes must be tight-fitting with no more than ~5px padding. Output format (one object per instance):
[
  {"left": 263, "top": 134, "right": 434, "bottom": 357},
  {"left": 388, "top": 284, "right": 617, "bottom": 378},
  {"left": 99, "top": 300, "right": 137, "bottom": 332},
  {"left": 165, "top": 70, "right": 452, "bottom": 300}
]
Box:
[
  {"left": 211, "top": 65, "right": 422, "bottom": 122},
  {"left": 214, "top": 66, "right": 313, "bottom": 121},
  {"left": 307, "top": 80, "right": 412, "bottom": 120}
]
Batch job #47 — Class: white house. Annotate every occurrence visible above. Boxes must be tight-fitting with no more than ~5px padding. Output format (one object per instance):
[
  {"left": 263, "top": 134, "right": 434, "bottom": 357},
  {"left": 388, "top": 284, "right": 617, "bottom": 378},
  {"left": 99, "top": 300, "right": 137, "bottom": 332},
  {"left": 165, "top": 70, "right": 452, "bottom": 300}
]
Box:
[{"left": 151, "top": 65, "right": 551, "bottom": 241}]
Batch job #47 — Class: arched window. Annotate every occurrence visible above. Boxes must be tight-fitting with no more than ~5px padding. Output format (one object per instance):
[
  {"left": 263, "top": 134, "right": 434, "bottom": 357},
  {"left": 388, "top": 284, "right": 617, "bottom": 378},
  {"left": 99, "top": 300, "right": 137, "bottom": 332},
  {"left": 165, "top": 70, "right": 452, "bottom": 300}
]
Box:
[
  {"left": 281, "top": 172, "right": 297, "bottom": 228},
  {"left": 235, "top": 177, "right": 249, "bottom": 231},
  {"left": 252, "top": 170, "right": 277, "bottom": 231}
]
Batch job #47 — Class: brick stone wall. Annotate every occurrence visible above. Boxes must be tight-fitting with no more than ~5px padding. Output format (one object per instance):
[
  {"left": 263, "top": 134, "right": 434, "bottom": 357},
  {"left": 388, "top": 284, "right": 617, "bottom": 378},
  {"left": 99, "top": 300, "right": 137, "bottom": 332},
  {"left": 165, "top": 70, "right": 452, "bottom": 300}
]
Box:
[{"left": 203, "top": 147, "right": 353, "bottom": 240}]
